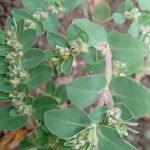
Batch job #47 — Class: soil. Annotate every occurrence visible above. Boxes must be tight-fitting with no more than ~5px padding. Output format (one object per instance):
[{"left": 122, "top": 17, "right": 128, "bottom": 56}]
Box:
[{"left": 0, "top": 0, "right": 150, "bottom": 150}]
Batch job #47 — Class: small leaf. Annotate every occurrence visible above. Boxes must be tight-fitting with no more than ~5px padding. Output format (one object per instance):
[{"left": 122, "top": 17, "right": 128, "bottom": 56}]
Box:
[
  {"left": 0, "top": 106, "right": 27, "bottom": 130},
  {"left": 89, "top": 107, "right": 107, "bottom": 122},
  {"left": 99, "top": 125, "right": 136, "bottom": 150},
  {"left": 118, "top": 0, "right": 134, "bottom": 14},
  {"left": 61, "top": 56, "right": 73, "bottom": 75},
  {"left": 55, "top": 84, "right": 68, "bottom": 103},
  {"left": 44, "top": 107, "right": 92, "bottom": 139},
  {"left": 92, "top": 1, "right": 111, "bottom": 22},
  {"left": 47, "top": 32, "right": 70, "bottom": 48},
  {"left": 28, "top": 64, "right": 52, "bottom": 89},
  {"left": 32, "top": 96, "right": 58, "bottom": 121},
  {"left": 20, "top": 29, "right": 36, "bottom": 52},
  {"left": 68, "top": 19, "right": 107, "bottom": 46},
  {"left": 138, "top": 0, "right": 150, "bottom": 11},
  {"left": 128, "top": 22, "right": 140, "bottom": 38},
  {"left": 46, "top": 80, "right": 56, "bottom": 96},
  {"left": 112, "top": 12, "right": 125, "bottom": 24},
  {"left": 66, "top": 74, "right": 106, "bottom": 108},
  {"left": 23, "top": 48, "right": 46, "bottom": 69},
  {"left": 111, "top": 77, "right": 150, "bottom": 118}
]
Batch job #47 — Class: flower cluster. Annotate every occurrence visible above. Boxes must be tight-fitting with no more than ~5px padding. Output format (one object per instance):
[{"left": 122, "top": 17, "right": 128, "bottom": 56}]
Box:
[
  {"left": 124, "top": 8, "right": 141, "bottom": 22},
  {"left": 140, "top": 25, "right": 150, "bottom": 47},
  {"left": 70, "top": 38, "right": 88, "bottom": 54},
  {"left": 56, "top": 45, "right": 70, "bottom": 60},
  {"left": 66, "top": 123, "right": 98, "bottom": 150},
  {"left": 49, "top": 4, "right": 65, "bottom": 15},
  {"left": 9, "top": 91, "right": 32, "bottom": 115},
  {"left": 106, "top": 107, "right": 138, "bottom": 136},
  {"left": 24, "top": 4, "right": 64, "bottom": 30},
  {"left": 113, "top": 60, "right": 127, "bottom": 76},
  {"left": 6, "top": 30, "right": 29, "bottom": 88},
  {"left": 48, "top": 38, "right": 88, "bottom": 70}
]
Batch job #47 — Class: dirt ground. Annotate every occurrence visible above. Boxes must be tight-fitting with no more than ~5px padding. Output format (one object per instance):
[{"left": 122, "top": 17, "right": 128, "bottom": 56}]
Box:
[{"left": 0, "top": 0, "right": 150, "bottom": 150}]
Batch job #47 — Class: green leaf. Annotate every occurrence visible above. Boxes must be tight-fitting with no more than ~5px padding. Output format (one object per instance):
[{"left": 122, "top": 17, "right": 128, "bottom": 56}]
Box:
[
  {"left": 23, "top": 48, "right": 46, "bottom": 69},
  {"left": 85, "top": 59, "right": 105, "bottom": 73},
  {"left": 111, "top": 77, "right": 150, "bottom": 118},
  {"left": 47, "top": 32, "right": 69, "bottom": 48},
  {"left": 0, "top": 75, "right": 14, "bottom": 93},
  {"left": 92, "top": 1, "right": 111, "bottom": 22},
  {"left": 138, "top": 0, "right": 150, "bottom": 11},
  {"left": 112, "top": 12, "right": 125, "bottom": 24},
  {"left": 67, "top": 24, "right": 89, "bottom": 42},
  {"left": 68, "top": 19, "right": 107, "bottom": 46},
  {"left": 12, "top": 9, "right": 34, "bottom": 20},
  {"left": 139, "top": 14, "right": 150, "bottom": 25},
  {"left": 66, "top": 74, "right": 106, "bottom": 108},
  {"left": 28, "top": 64, "right": 52, "bottom": 89},
  {"left": 89, "top": 107, "right": 107, "bottom": 122},
  {"left": 118, "top": 0, "right": 134, "bottom": 14},
  {"left": 32, "top": 96, "right": 58, "bottom": 121},
  {"left": 21, "top": 0, "right": 46, "bottom": 12},
  {"left": 17, "top": 19, "right": 25, "bottom": 39},
  {"left": 0, "top": 106, "right": 27, "bottom": 130},
  {"left": 43, "top": 14, "right": 59, "bottom": 32},
  {"left": 0, "top": 29, "right": 6, "bottom": 44},
  {"left": 99, "top": 125, "right": 136, "bottom": 150},
  {"left": 54, "top": 84, "right": 68, "bottom": 103},
  {"left": 108, "top": 31, "right": 150, "bottom": 63},
  {"left": 128, "top": 22, "right": 140, "bottom": 38},
  {"left": 61, "top": 56, "right": 73, "bottom": 75},
  {"left": 115, "top": 103, "right": 134, "bottom": 121},
  {"left": 33, "top": 137, "right": 49, "bottom": 147},
  {"left": 20, "top": 29, "right": 36, "bottom": 52},
  {"left": 19, "top": 138, "right": 33, "bottom": 150},
  {"left": 81, "top": 46, "right": 97, "bottom": 64},
  {"left": 45, "top": 49, "right": 56, "bottom": 61},
  {"left": 0, "top": 45, "right": 10, "bottom": 56},
  {"left": 62, "top": 0, "right": 85, "bottom": 12},
  {"left": 0, "top": 91, "right": 10, "bottom": 101},
  {"left": 12, "top": 9, "right": 44, "bottom": 36},
  {"left": 46, "top": 80, "right": 56, "bottom": 96},
  {"left": 0, "top": 57, "right": 7, "bottom": 74},
  {"left": 44, "top": 107, "right": 92, "bottom": 139}
]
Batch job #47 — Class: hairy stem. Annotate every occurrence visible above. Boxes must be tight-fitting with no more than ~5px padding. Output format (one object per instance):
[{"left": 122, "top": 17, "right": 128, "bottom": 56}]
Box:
[{"left": 105, "top": 45, "right": 113, "bottom": 89}]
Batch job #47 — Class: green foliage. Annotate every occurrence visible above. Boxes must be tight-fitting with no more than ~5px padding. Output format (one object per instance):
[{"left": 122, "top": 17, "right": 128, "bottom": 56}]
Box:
[
  {"left": 92, "top": 1, "right": 111, "bottom": 22},
  {"left": 111, "top": 77, "right": 150, "bottom": 118},
  {"left": 66, "top": 74, "right": 106, "bottom": 108},
  {"left": 0, "top": 106, "right": 27, "bottom": 130},
  {"left": 0, "top": 0, "right": 150, "bottom": 149},
  {"left": 44, "top": 107, "right": 92, "bottom": 139}
]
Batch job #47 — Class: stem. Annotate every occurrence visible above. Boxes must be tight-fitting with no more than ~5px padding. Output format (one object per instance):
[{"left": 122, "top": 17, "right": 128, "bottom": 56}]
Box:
[
  {"left": 105, "top": 45, "right": 113, "bottom": 89},
  {"left": 96, "top": 43, "right": 113, "bottom": 107}
]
